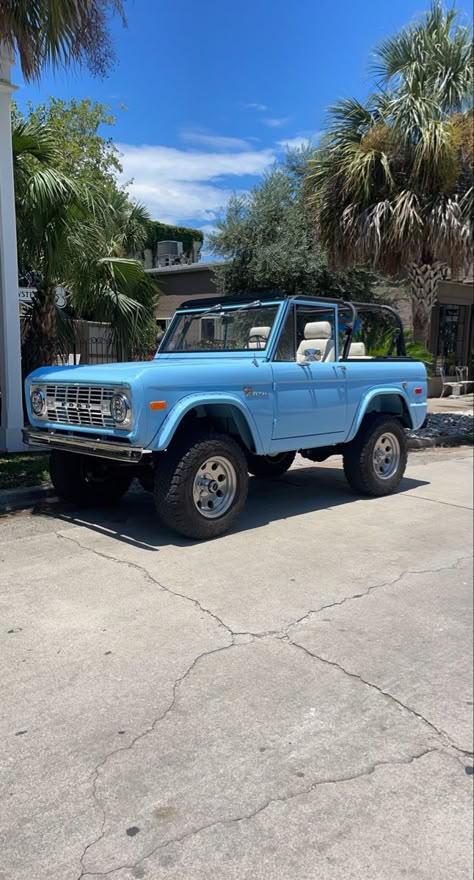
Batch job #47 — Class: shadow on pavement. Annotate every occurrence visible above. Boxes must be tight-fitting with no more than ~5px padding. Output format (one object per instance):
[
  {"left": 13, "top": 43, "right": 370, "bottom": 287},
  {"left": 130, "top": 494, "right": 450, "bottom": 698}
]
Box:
[{"left": 36, "top": 464, "right": 430, "bottom": 551}]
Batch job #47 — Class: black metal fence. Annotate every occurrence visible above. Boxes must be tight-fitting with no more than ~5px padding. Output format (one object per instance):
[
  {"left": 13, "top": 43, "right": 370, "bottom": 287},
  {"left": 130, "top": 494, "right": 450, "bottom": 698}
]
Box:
[
  {"left": 86, "top": 336, "right": 154, "bottom": 364},
  {"left": 45, "top": 330, "right": 155, "bottom": 367}
]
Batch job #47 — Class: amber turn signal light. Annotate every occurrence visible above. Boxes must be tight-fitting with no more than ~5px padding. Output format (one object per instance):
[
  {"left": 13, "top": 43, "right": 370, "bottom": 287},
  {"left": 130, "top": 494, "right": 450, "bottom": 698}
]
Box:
[{"left": 149, "top": 401, "right": 167, "bottom": 411}]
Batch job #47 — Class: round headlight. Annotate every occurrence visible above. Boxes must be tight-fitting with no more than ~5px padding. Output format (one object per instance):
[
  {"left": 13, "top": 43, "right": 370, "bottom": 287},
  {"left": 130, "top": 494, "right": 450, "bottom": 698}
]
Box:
[
  {"left": 31, "top": 388, "right": 46, "bottom": 415},
  {"left": 110, "top": 393, "right": 130, "bottom": 424}
]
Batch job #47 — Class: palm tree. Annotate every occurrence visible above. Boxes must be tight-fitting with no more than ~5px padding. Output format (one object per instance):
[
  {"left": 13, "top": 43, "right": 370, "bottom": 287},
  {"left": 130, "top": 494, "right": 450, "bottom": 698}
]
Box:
[
  {"left": 13, "top": 119, "right": 157, "bottom": 374},
  {"left": 307, "top": 2, "right": 473, "bottom": 345},
  {"left": 0, "top": 0, "right": 125, "bottom": 81}
]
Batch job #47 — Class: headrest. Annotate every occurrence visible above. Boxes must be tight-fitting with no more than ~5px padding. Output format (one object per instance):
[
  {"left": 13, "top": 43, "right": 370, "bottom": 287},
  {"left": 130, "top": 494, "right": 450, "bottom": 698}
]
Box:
[
  {"left": 349, "top": 342, "right": 366, "bottom": 356},
  {"left": 248, "top": 326, "right": 270, "bottom": 339},
  {"left": 304, "top": 321, "right": 332, "bottom": 340}
]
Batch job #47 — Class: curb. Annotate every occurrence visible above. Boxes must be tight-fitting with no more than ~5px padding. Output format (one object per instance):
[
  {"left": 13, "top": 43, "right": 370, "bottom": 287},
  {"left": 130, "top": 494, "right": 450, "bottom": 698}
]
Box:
[
  {"left": 0, "top": 483, "right": 55, "bottom": 514},
  {"left": 407, "top": 433, "right": 473, "bottom": 450}
]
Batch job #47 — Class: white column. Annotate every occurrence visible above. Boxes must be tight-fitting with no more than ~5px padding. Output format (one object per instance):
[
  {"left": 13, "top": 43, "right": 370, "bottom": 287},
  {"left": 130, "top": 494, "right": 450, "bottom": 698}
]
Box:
[{"left": 0, "top": 46, "right": 24, "bottom": 452}]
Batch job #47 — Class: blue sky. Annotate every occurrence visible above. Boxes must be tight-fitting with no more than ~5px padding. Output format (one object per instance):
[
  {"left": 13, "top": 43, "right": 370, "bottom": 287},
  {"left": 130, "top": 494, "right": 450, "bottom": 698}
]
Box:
[{"left": 13, "top": 0, "right": 470, "bottom": 248}]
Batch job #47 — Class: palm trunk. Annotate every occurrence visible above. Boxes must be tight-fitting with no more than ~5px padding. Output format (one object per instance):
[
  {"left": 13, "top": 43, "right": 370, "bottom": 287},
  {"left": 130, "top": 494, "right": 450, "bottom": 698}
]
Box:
[
  {"left": 22, "top": 284, "right": 58, "bottom": 377},
  {"left": 407, "top": 261, "right": 445, "bottom": 347}
]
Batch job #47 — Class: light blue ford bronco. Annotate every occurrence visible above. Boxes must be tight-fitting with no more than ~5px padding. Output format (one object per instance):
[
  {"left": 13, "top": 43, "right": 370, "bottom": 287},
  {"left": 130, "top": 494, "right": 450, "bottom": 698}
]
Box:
[{"left": 24, "top": 294, "right": 427, "bottom": 539}]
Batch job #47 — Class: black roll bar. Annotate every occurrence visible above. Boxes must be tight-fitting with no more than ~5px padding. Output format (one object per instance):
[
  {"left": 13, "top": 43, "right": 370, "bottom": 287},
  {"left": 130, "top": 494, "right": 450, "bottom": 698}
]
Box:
[{"left": 340, "top": 301, "right": 406, "bottom": 358}]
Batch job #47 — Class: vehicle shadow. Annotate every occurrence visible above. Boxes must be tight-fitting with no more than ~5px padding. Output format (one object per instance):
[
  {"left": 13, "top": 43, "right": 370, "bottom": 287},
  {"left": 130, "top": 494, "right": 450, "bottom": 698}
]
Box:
[{"left": 38, "top": 462, "right": 431, "bottom": 552}]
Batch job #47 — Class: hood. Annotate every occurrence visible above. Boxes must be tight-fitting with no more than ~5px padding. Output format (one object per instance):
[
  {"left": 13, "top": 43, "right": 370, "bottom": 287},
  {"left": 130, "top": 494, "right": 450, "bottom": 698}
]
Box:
[
  {"left": 28, "top": 360, "right": 161, "bottom": 386},
  {"left": 28, "top": 354, "right": 260, "bottom": 386}
]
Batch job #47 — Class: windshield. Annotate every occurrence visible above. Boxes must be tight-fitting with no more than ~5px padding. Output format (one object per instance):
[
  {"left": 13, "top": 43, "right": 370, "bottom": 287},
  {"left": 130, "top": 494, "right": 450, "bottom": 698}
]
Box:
[{"left": 160, "top": 304, "right": 280, "bottom": 353}]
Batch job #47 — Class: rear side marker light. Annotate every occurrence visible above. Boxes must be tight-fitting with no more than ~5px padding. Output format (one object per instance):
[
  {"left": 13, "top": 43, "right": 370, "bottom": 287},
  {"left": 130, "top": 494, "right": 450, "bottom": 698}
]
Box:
[
  {"left": 150, "top": 401, "right": 167, "bottom": 411},
  {"left": 414, "top": 388, "right": 423, "bottom": 395}
]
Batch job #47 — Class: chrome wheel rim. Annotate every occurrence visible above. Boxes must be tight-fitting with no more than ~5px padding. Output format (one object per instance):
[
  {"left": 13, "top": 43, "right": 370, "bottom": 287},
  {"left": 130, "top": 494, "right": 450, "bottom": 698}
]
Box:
[
  {"left": 192, "top": 455, "right": 237, "bottom": 519},
  {"left": 372, "top": 432, "right": 401, "bottom": 480}
]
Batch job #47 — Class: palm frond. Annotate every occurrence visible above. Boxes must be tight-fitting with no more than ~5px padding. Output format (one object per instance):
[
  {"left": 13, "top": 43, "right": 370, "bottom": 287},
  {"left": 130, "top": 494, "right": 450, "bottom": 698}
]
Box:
[
  {"left": 0, "top": 0, "right": 126, "bottom": 81},
  {"left": 371, "top": 2, "right": 473, "bottom": 114},
  {"left": 12, "top": 118, "right": 58, "bottom": 165}
]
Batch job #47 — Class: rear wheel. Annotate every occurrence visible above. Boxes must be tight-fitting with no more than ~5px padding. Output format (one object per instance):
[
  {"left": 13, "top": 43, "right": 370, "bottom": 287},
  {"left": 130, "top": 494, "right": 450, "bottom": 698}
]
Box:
[
  {"left": 49, "top": 450, "right": 132, "bottom": 506},
  {"left": 246, "top": 451, "right": 296, "bottom": 478},
  {"left": 343, "top": 415, "right": 407, "bottom": 496},
  {"left": 154, "top": 433, "right": 248, "bottom": 539}
]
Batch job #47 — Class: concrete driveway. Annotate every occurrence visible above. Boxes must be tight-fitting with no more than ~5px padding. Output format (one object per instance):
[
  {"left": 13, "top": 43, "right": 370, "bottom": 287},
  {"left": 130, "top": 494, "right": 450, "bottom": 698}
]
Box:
[{"left": 1, "top": 448, "right": 473, "bottom": 880}]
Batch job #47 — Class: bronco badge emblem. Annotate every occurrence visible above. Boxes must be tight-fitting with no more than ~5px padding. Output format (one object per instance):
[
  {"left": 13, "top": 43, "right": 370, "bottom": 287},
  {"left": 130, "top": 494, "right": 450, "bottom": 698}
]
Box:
[{"left": 243, "top": 387, "right": 268, "bottom": 399}]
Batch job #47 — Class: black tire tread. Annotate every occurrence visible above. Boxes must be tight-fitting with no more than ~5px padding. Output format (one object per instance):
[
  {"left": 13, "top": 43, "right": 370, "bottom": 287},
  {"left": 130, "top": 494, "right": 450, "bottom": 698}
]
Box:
[
  {"left": 154, "top": 433, "right": 248, "bottom": 539},
  {"left": 343, "top": 414, "right": 407, "bottom": 496},
  {"left": 49, "top": 450, "right": 132, "bottom": 506},
  {"left": 246, "top": 450, "right": 296, "bottom": 478}
]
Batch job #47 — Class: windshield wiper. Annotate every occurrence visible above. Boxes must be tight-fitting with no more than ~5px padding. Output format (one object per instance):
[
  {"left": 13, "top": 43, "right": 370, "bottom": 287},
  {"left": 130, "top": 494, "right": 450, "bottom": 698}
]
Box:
[
  {"left": 229, "top": 299, "right": 262, "bottom": 314},
  {"left": 183, "top": 299, "right": 263, "bottom": 319}
]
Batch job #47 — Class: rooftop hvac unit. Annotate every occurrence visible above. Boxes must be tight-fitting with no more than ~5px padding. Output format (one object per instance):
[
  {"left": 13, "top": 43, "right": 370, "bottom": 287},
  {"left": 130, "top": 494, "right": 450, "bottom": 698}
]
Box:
[{"left": 156, "top": 240, "right": 184, "bottom": 266}]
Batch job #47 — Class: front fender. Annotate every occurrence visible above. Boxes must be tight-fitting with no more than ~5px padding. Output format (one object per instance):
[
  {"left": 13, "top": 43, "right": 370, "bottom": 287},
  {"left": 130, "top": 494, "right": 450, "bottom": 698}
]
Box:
[
  {"left": 347, "top": 387, "right": 414, "bottom": 442},
  {"left": 148, "top": 392, "right": 265, "bottom": 454}
]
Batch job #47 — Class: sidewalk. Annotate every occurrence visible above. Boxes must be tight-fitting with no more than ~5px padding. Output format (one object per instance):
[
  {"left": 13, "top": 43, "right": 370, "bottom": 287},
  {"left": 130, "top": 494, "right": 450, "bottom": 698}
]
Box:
[{"left": 428, "top": 393, "right": 473, "bottom": 414}]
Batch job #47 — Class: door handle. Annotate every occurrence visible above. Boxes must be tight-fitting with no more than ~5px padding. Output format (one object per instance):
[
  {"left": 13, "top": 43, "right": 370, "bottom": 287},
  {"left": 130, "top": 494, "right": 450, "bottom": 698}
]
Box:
[{"left": 339, "top": 365, "right": 347, "bottom": 373}]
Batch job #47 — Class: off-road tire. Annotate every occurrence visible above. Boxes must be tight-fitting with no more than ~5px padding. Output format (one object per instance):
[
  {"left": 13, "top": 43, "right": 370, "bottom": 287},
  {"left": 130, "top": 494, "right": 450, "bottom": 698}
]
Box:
[
  {"left": 49, "top": 450, "right": 132, "bottom": 506},
  {"left": 154, "top": 433, "right": 248, "bottom": 539},
  {"left": 343, "top": 415, "right": 407, "bottom": 496},
  {"left": 246, "top": 450, "right": 296, "bottom": 478}
]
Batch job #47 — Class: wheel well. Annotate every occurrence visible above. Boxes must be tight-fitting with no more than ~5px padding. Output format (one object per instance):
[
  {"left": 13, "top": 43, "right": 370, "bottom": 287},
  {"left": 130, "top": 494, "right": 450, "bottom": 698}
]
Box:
[
  {"left": 364, "top": 394, "right": 412, "bottom": 428},
  {"left": 170, "top": 404, "right": 256, "bottom": 452}
]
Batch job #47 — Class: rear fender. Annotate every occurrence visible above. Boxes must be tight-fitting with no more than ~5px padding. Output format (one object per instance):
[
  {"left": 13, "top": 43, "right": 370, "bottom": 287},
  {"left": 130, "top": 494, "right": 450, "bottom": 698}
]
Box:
[
  {"left": 347, "top": 388, "right": 413, "bottom": 442},
  {"left": 148, "top": 393, "right": 264, "bottom": 454}
]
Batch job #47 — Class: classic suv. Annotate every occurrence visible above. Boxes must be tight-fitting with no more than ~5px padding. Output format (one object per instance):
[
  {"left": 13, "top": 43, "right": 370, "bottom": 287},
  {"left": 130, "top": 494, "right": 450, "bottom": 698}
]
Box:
[{"left": 24, "top": 294, "right": 427, "bottom": 539}]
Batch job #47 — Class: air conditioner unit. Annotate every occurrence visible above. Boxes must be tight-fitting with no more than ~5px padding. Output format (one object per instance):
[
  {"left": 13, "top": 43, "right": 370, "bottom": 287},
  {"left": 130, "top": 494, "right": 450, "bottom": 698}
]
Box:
[{"left": 156, "top": 240, "right": 184, "bottom": 266}]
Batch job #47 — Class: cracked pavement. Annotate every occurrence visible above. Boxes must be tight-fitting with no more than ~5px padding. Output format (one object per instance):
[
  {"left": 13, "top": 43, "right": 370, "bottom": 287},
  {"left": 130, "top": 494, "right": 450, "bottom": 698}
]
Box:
[{"left": 1, "top": 448, "right": 473, "bottom": 880}]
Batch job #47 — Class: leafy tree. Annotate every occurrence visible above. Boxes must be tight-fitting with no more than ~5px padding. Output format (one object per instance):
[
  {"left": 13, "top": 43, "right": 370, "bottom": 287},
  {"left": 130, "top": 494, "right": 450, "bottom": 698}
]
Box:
[
  {"left": 144, "top": 219, "right": 204, "bottom": 263},
  {"left": 13, "top": 119, "right": 157, "bottom": 374},
  {"left": 307, "top": 3, "right": 473, "bottom": 345},
  {"left": 0, "top": 0, "right": 126, "bottom": 81},
  {"left": 14, "top": 97, "right": 123, "bottom": 188},
  {"left": 209, "top": 148, "right": 386, "bottom": 302}
]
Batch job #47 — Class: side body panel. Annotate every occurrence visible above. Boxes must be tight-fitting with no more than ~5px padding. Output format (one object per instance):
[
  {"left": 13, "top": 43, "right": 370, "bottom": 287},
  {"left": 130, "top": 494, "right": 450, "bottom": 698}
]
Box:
[
  {"left": 267, "top": 359, "right": 427, "bottom": 454},
  {"left": 270, "top": 361, "right": 347, "bottom": 441},
  {"left": 344, "top": 360, "right": 427, "bottom": 440}
]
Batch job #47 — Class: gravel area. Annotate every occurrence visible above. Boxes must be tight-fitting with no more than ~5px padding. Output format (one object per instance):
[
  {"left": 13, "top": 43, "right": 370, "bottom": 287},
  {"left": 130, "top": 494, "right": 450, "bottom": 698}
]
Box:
[{"left": 407, "top": 411, "right": 474, "bottom": 443}]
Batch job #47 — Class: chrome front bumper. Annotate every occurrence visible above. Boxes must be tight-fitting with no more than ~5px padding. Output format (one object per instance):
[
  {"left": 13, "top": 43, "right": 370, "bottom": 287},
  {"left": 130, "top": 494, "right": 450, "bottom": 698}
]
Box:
[{"left": 23, "top": 429, "right": 149, "bottom": 463}]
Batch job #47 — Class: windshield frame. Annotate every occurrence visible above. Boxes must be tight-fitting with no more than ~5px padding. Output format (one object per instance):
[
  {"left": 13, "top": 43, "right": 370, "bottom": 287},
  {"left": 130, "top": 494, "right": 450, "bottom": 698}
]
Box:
[{"left": 156, "top": 299, "right": 285, "bottom": 357}]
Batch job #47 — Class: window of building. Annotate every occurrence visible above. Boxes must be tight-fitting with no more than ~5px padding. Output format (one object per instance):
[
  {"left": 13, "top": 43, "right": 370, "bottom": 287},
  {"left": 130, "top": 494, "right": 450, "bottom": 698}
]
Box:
[
  {"left": 436, "top": 304, "right": 469, "bottom": 370},
  {"left": 201, "top": 318, "right": 217, "bottom": 342}
]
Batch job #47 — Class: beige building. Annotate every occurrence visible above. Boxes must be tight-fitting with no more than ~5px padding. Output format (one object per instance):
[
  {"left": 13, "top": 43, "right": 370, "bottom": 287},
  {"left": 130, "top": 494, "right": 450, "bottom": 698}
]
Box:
[{"left": 147, "top": 262, "right": 221, "bottom": 336}]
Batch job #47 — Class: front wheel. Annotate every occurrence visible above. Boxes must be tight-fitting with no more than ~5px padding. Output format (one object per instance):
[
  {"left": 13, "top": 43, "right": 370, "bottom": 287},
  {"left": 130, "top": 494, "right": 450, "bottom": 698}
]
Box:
[
  {"left": 154, "top": 433, "right": 249, "bottom": 539},
  {"left": 246, "top": 450, "right": 296, "bottom": 478},
  {"left": 343, "top": 415, "right": 408, "bottom": 496},
  {"left": 49, "top": 451, "right": 133, "bottom": 506}
]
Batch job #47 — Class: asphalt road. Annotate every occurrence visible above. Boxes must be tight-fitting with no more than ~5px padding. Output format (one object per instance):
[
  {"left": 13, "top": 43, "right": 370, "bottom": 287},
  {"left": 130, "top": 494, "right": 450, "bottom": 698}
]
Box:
[{"left": 1, "top": 448, "right": 473, "bottom": 880}]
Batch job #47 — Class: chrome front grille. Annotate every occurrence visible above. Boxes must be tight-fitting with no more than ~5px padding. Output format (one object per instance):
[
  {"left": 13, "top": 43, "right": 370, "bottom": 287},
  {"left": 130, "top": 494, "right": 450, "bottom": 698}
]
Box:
[{"left": 45, "top": 384, "right": 116, "bottom": 428}]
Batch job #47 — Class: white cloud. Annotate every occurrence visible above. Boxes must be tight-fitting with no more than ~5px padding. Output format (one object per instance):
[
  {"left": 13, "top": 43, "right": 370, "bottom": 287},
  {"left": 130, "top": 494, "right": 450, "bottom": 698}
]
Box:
[
  {"left": 276, "top": 136, "right": 312, "bottom": 150},
  {"left": 261, "top": 116, "right": 290, "bottom": 128},
  {"left": 276, "top": 132, "right": 324, "bottom": 151},
  {"left": 199, "top": 223, "right": 220, "bottom": 239},
  {"left": 180, "top": 130, "right": 251, "bottom": 151},
  {"left": 117, "top": 143, "right": 275, "bottom": 225},
  {"left": 243, "top": 102, "right": 268, "bottom": 112}
]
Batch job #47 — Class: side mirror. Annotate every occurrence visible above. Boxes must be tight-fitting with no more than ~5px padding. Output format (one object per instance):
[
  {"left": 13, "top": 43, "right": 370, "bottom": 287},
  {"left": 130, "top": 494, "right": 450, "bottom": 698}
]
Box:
[{"left": 301, "top": 348, "right": 321, "bottom": 364}]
